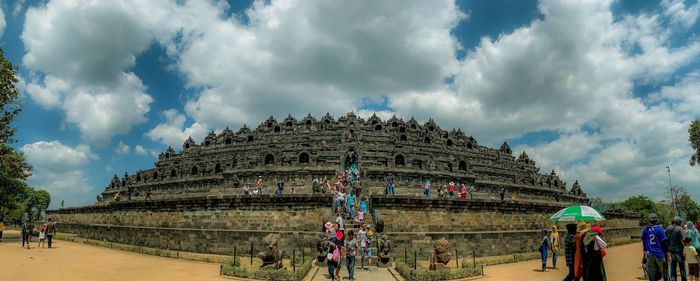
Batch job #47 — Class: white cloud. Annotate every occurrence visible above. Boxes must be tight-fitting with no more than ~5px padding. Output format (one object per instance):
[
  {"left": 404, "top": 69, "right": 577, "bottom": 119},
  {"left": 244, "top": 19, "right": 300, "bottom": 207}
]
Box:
[
  {"left": 21, "top": 141, "right": 97, "bottom": 207},
  {"left": 654, "top": 72, "right": 700, "bottom": 117},
  {"left": 13, "top": 0, "right": 27, "bottom": 17},
  {"left": 384, "top": 0, "right": 700, "bottom": 201},
  {"left": 115, "top": 141, "right": 130, "bottom": 155},
  {"left": 0, "top": 5, "right": 5, "bottom": 38},
  {"left": 146, "top": 109, "right": 208, "bottom": 148},
  {"left": 17, "top": 0, "right": 700, "bottom": 202},
  {"left": 662, "top": 0, "right": 700, "bottom": 28},
  {"left": 514, "top": 132, "right": 602, "bottom": 172},
  {"left": 391, "top": 0, "right": 700, "bottom": 144},
  {"left": 162, "top": 0, "right": 465, "bottom": 129},
  {"left": 25, "top": 75, "right": 69, "bottom": 109},
  {"left": 134, "top": 145, "right": 147, "bottom": 156},
  {"left": 22, "top": 0, "right": 155, "bottom": 146}
]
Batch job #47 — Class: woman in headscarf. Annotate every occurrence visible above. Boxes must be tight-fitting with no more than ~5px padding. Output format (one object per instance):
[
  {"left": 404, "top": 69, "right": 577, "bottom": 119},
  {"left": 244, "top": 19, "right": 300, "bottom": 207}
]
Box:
[
  {"left": 551, "top": 225, "right": 560, "bottom": 269},
  {"left": 540, "top": 228, "right": 551, "bottom": 272},
  {"left": 687, "top": 221, "right": 700, "bottom": 253},
  {"left": 582, "top": 225, "right": 607, "bottom": 281}
]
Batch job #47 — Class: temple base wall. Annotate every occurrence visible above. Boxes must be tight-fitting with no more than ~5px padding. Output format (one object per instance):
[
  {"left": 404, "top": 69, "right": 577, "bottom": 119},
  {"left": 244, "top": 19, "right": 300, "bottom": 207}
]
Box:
[{"left": 48, "top": 195, "right": 640, "bottom": 258}]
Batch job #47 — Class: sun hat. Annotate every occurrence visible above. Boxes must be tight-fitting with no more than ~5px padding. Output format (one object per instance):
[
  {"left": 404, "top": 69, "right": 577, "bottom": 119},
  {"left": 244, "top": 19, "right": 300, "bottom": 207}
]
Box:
[
  {"left": 325, "top": 222, "right": 332, "bottom": 229},
  {"left": 591, "top": 225, "right": 603, "bottom": 235},
  {"left": 577, "top": 221, "right": 591, "bottom": 233}
]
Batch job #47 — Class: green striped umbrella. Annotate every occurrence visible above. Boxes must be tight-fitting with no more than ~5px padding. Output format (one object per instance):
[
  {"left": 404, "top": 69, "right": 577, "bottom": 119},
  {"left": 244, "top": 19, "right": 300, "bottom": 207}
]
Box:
[{"left": 549, "top": 205, "right": 606, "bottom": 222}]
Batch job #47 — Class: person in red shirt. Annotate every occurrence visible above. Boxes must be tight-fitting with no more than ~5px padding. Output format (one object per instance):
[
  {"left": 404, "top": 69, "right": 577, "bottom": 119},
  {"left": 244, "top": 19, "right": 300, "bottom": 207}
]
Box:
[{"left": 448, "top": 182, "right": 456, "bottom": 197}]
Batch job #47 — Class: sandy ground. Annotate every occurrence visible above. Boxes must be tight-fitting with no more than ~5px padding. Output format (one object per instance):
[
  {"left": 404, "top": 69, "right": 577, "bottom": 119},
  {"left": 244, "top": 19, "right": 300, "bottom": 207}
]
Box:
[
  {"left": 0, "top": 230, "right": 227, "bottom": 281},
  {"left": 479, "top": 242, "right": 645, "bottom": 281},
  {"left": 0, "top": 229, "right": 647, "bottom": 281}
]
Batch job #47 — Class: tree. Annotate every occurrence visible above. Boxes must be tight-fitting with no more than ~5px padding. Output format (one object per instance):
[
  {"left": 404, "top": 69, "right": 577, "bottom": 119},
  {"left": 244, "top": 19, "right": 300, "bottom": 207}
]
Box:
[
  {"left": 620, "top": 195, "right": 656, "bottom": 212},
  {"left": 590, "top": 197, "right": 613, "bottom": 212},
  {"left": 691, "top": 119, "right": 700, "bottom": 166},
  {"left": 28, "top": 189, "right": 51, "bottom": 220},
  {"left": 0, "top": 48, "right": 43, "bottom": 222},
  {"left": 620, "top": 195, "right": 658, "bottom": 223},
  {"left": 674, "top": 190, "right": 700, "bottom": 222},
  {"left": 0, "top": 48, "right": 32, "bottom": 179},
  {"left": 0, "top": 171, "right": 30, "bottom": 212}
]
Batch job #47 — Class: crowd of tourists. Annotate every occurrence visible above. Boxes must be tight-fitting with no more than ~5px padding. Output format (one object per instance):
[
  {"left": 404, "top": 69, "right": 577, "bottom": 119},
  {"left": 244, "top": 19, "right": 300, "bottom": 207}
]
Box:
[
  {"left": 16, "top": 218, "right": 57, "bottom": 249},
  {"left": 543, "top": 222, "right": 608, "bottom": 280},
  {"left": 112, "top": 187, "right": 152, "bottom": 202},
  {"left": 641, "top": 214, "right": 700, "bottom": 281},
  {"left": 319, "top": 220, "right": 375, "bottom": 281}
]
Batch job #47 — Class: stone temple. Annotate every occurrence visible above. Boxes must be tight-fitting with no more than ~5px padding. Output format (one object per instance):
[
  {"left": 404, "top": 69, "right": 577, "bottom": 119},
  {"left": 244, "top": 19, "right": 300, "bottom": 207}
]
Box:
[
  {"left": 49, "top": 112, "right": 638, "bottom": 260},
  {"left": 97, "top": 112, "right": 587, "bottom": 203}
]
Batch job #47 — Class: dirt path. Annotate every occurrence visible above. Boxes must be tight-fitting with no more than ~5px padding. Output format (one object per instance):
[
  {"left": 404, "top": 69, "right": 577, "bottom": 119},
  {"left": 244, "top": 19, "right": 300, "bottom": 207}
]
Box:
[
  {"left": 0, "top": 229, "right": 645, "bottom": 281},
  {"left": 0, "top": 230, "right": 227, "bottom": 281},
  {"left": 478, "top": 242, "right": 645, "bottom": 281}
]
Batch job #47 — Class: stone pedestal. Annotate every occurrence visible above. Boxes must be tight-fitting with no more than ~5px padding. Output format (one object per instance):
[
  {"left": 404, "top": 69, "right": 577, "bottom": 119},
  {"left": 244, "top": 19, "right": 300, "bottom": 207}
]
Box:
[{"left": 429, "top": 263, "right": 449, "bottom": 270}]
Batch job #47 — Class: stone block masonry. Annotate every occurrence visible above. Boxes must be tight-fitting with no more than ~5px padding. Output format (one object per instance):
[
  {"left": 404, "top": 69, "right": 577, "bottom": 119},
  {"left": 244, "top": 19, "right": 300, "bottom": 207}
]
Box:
[
  {"left": 371, "top": 196, "right": 640, "bottom": 258},
  {"left": 47, "top": 195, "right": 640, "bottom": 258},
  {"left": 97, "top": 112, "right": 588, "bottom": 206}
]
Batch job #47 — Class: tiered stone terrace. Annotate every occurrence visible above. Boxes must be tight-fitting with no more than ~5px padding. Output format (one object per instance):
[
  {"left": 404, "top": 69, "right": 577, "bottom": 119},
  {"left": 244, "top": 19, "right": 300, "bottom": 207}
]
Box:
[{"left": 98, "top": 112, "right": 587, "bottom": 204}]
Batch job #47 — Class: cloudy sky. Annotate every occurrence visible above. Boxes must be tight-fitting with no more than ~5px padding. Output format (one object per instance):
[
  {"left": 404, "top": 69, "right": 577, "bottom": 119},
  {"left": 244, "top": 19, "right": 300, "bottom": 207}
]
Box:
[{"left": 1, "top": 0, "right": 699, "bottom": 208}]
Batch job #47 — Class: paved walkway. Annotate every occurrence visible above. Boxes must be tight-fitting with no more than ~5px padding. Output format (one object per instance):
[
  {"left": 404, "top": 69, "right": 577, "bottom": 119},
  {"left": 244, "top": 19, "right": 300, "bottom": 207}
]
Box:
[{"left": 308, "top": 265, "right": 401, "bottom": 281}]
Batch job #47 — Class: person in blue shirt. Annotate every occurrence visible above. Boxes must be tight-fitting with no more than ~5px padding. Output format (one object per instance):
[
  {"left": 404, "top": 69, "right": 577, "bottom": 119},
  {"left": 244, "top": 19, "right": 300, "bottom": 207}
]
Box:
[
  {"left": 540, "top": 228, "right": 551, "bottom": 272},
  {"left": 642, "top": 213, "right": 669, "bottom": 281},
  {"left": 346, "top": 192, "right": 356, "bottom": 220}
]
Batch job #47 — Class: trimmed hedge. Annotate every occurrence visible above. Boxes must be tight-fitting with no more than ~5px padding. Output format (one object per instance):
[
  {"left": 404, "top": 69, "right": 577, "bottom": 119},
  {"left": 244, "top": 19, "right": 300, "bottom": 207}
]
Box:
[
  {"left": 221, "top": 259, "right": 313, "bottom": 281},
  {"left": 394, "top": 260, "right": 481, "bottom": 281}
]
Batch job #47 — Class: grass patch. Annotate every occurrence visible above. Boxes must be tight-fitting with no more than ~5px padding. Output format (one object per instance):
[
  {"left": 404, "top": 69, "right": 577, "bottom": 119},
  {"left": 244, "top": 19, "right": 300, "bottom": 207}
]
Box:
[{"left": 221, "top": 258, "right": 313, "bottom": 281}]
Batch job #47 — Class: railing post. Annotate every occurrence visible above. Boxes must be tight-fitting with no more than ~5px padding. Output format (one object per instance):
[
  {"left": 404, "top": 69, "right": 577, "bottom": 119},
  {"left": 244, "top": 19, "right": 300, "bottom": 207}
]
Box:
[
  {"left": 251, "top": 241, "right": 254, "bottom": 265},
  {"left": 414, "top": 250, "right": 417, "bottom": 270},
  {"left": 293, "top": 249, "right": 296, "bottom": 272},
  {"left": 472, "top": 249, "right": 476, "bottom": 268},
  {"left": 234, "top": 246, "right": 237, "bottom": 266},
  {"left": 404, "top": 248, "right": 407, "bottom": 264},
  {"left": 455, "top": 248, "right": 458, "bottom": 268}
]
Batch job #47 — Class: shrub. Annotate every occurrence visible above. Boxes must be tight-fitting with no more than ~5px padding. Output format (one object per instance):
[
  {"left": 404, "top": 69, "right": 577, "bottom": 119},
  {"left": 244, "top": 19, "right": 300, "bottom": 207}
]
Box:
[
  {"left": 221, "top": 259, "right": 313, "bottom": 281},
  {"left": 395, "top": 259, "right": 481, "bottom": 281}
]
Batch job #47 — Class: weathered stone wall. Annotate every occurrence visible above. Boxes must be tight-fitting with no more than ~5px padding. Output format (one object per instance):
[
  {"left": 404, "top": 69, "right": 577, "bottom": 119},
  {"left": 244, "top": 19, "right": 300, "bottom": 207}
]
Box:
[
  {"left": 53, "top": 195, "right": 331, "bottom": 230},
  {"left": 99, "top": 112, "right": 588, "bottom": 205},
  {"left": 55, "top": 223, "right": 322, "bottom": 255},
  {"left": 372, "top": 196, "right": 639, "bottom": 232},
  {"left": 48, "top": 195, "right": 639, "bottom": 258},
  {"left": 371, "top": 196, "right": 641, "bottom": 258}
]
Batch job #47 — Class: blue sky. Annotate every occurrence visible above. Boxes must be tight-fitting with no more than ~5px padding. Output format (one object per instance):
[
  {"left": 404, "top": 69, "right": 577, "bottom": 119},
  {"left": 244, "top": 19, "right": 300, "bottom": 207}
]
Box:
[{"left": 1, "top": 0, "right": 699, "bottom": 208}]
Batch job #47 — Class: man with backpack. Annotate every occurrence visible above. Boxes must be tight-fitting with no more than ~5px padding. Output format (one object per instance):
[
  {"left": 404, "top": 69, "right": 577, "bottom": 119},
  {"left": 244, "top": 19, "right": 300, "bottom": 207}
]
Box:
[
  {"left": 667, "top": 216, "right": 688, "bottom": 281},
  {"left": 642, "top": 213, "right": 670, "bottom": 281}
]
